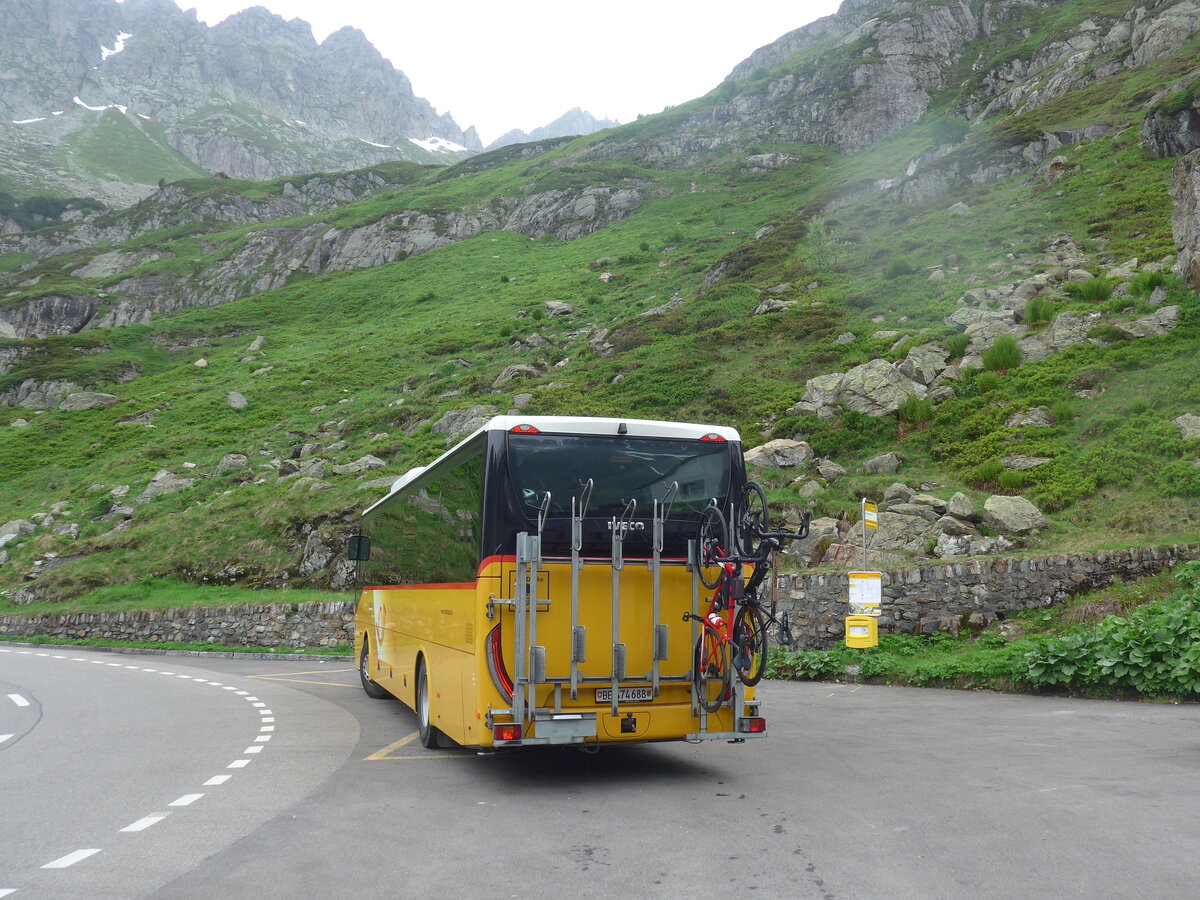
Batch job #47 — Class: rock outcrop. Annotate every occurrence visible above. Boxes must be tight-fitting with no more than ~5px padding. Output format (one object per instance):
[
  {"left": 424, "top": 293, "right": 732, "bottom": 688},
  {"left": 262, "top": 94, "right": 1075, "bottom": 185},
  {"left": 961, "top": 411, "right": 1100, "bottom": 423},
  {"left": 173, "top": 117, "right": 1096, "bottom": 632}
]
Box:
[{"left": 1171, "top": 149, "right": 1200, "bottom": 288}]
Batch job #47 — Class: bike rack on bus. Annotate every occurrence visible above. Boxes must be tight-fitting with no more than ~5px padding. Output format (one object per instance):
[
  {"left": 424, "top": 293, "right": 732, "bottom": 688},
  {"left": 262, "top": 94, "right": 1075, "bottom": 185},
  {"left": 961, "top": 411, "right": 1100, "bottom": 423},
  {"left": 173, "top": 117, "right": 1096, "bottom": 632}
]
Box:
[{"left": 496, "top": 484, "right": 760, "bottom": 745}]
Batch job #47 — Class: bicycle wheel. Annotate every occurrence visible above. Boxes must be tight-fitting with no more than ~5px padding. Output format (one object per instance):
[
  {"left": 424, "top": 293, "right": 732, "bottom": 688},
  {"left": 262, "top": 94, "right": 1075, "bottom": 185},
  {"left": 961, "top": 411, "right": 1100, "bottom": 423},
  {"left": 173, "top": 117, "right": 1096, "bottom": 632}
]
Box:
[
  {"left": 737, "top": 481, "right": 770, "bottom": 562},
  {"left": 695, "top": 504, "right": 728, "bottom": 590},
  {"left": 693, "top": 629, "right": 730, "bottom": 713},
  {"left": 733, "top": 603, "right": 768, "bottom": 687}
]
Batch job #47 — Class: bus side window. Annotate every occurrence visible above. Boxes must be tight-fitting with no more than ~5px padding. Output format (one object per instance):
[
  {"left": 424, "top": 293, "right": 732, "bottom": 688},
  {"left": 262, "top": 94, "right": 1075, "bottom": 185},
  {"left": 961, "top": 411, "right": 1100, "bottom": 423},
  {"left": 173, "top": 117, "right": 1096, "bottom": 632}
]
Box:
[{"left": 347, "top": 535, "right": 371, "bottom": 561}]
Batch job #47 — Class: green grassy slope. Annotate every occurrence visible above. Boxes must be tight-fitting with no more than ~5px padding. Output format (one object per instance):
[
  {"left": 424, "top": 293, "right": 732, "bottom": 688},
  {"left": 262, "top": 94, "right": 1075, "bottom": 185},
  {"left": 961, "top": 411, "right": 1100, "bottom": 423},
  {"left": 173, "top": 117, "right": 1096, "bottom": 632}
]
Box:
[{"left": 2, "top": 0, "right": 1199, "bottom": 613}]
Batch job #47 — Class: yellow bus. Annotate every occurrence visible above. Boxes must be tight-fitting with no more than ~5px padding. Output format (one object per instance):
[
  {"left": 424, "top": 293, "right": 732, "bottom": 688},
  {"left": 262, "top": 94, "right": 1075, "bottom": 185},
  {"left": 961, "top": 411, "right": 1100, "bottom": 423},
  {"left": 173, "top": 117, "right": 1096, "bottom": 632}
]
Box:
[{"left": 349, "top": 415, "right": 767, "bottom": 750}]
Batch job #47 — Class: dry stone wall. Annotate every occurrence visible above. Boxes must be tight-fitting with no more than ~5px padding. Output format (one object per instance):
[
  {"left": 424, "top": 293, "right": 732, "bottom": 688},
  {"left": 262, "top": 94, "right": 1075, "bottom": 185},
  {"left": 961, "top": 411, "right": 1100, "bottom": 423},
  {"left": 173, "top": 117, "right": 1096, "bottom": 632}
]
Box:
[
  {"left": 773, "top": 544, "right": 1199, "bottom": 649},
  {"left": 0, "top": 601, "right": 356, "bottom": 649},
  {"left": 2, "top": 546, "right": 1197, "bottom": 652}
]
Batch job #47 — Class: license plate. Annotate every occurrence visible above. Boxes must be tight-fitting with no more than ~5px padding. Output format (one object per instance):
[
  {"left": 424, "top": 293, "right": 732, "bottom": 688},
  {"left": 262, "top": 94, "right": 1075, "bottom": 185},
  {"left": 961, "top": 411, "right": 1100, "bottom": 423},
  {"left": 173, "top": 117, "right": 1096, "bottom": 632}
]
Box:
[{"left": 595, "top": 687, "right": 653, "bottom": 703}]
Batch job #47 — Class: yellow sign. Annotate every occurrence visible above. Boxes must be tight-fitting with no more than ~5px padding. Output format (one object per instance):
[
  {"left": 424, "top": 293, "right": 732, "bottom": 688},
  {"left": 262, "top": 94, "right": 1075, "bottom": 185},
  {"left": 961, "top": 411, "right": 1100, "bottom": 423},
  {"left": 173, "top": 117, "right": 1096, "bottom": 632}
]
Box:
[{"left": 862, "top": 500, "right": 878, "bottom": 530}]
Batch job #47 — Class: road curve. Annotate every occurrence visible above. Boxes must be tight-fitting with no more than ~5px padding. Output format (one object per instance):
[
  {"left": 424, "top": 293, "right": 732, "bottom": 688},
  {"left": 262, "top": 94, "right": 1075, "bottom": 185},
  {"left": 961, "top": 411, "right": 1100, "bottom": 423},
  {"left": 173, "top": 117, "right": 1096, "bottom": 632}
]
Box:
[{"left": 0, "top": 646, "right": 359, "bottom": 898}]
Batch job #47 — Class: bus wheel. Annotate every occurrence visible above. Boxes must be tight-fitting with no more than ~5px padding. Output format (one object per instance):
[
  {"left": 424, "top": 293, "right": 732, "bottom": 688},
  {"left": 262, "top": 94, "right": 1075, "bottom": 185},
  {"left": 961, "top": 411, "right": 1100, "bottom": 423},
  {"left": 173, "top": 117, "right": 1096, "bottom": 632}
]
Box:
[
  {"left": 416, "top": 660, "right": 444, "bottom": 748},
  {"left": 359, "top": 638, "right": 388, "bottom": 699}
]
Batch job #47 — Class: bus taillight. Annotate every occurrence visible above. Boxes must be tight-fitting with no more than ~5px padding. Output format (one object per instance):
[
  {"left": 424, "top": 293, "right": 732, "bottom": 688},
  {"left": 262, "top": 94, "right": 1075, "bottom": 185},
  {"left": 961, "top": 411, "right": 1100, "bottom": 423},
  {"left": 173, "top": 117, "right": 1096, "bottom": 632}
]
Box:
[
  {"left": 509, "top": 424, "right": 541, "bottom": 434},
  {"left": 493, "top": 723, "right": 522, "bottom": 742},
  {"left": 739, "top": 717, "right": 766, "bottom": 734},
  {"left": 700, "top": 433, "right": 726, "bottom": 442},
  {"left": 485, "top": 623, "right": 514, "bottom": 701}
]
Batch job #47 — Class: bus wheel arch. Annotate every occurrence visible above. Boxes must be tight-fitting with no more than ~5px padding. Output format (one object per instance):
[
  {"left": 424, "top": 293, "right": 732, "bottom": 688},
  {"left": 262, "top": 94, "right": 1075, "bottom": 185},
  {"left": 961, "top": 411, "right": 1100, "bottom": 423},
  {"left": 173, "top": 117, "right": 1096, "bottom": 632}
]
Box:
[{"left": 359, "top": 634, "right": 388, "bottom": 699}]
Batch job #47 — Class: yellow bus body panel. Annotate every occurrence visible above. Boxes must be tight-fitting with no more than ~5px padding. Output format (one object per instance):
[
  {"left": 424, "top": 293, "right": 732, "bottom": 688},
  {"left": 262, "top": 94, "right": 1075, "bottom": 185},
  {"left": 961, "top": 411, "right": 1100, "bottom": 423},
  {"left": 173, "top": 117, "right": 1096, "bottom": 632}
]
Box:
[{"left": 354, "top": 556, "right": 753, "bottom": 748}]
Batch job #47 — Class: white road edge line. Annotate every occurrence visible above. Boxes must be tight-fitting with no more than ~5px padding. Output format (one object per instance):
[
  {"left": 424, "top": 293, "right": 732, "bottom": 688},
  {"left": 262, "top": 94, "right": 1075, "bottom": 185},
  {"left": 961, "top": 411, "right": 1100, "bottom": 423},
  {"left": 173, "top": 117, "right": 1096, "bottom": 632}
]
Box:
[
  {"left": 0, "top": 888, "right": 18, "bottom": 897},
  {"left": 121, "top": 814, "right": 168, "bottom": 833},
  {"left": 42, "top": 848, "right": 102, "bottom": 869},
  {"left": 6, "top": 694, "right": 29, "bottom": 708},
  {"left": 0, "top": 734, "right": 13, "bottom": 744}
]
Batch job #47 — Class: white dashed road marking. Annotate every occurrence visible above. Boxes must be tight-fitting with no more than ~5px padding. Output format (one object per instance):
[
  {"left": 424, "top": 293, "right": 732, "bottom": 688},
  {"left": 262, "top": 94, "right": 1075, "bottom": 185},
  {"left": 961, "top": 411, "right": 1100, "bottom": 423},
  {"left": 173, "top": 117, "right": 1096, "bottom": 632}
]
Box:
[
  {"left": 42, "top": 848, "right": 102, "bottom": 869},
  {"left": 2, "top": 646, "right": 287, "bottom": 891},
  {"left": 121, "top": 815, "right": 168, "bottom": 833}
]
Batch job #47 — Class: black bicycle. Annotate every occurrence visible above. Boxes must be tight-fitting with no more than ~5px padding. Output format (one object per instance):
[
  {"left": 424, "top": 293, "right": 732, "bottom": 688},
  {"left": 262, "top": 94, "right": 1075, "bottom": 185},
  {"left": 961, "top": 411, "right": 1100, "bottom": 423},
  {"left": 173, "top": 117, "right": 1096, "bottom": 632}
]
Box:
[{"left": 689, "top": 483, "right": 811, "bottom": 699}]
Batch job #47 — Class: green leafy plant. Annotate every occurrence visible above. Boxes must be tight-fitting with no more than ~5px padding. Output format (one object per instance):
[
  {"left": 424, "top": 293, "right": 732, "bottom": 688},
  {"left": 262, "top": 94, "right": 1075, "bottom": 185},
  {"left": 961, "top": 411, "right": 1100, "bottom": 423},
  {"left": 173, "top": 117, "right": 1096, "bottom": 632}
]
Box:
[
  {"left": 1025, "top": 296, "right": 1056, "bottom": 324},
  {"left": 945, "top": 333, "right": 970, "bottom": 359},
  {"left": 982, "top": 335, "right": 1021, "bottom": 372}
]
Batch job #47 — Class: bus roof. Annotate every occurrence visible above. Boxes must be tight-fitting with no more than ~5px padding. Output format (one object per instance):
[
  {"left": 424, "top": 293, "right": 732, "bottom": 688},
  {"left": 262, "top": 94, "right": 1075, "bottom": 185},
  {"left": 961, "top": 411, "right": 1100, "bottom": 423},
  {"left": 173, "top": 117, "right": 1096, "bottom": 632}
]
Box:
[{"left": 361, "top": 415, "right": 740, "bottom": 516}]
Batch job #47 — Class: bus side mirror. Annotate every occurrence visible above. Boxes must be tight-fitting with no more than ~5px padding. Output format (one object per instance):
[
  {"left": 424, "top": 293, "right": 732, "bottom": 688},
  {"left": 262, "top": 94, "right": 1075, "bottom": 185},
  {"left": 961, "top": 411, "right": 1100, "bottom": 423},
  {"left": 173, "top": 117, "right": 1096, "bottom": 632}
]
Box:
[{"left": 347, "top": 535, "right": 371, "bottom": 562}]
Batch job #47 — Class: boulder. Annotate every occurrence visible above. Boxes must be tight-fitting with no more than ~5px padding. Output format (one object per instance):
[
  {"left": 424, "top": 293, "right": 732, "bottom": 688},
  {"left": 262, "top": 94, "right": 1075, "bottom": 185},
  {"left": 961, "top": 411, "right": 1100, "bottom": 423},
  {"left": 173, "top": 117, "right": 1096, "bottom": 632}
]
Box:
[
  {"left": 883, "top": 482, "right": 915, "bottom": 505},
  {"left": 946, "top": 492, "right": 975, "bottom": 520},
  {"left": 911, "top": 493, "right": 949, "bottom": 514},
  {"left": 0, "top": 519, "right": 35, "bottom": 549},
  {"left": 214, "top": 453, "right": 250, "bottom": 473},
  {"left": 752, "top": 298, "right": 796, "bottom": 316},
  {"left": 332, "top": 455, "right": 386, "bottom": 475},
  {"left": 227, "top": 392, "right": 249, "bottom": 409},
  {"left": 816, "top": 459, "right": 847, "bottom": 482},
  {"left": 298, "top": 531, "right": 335, "bottom": 578},
  {"left": 855, "top": 512, "right": 935, "bottom": 554},
  {"left": 835, "top": 358, "right": 925, "bottom": 416},
  {"left": 135, "top": 470, "right": 195, "bottom": 504},
  {"left": 431, "top": 405, "right": 498, "bottom": 443},
  {"left": 1, "top": 379, "right": 79, "bottom": 409},
  {"left": 980, "top": 495, "right": 1050, "bottom": 534},
  {"left": 58, "top": 391, "right": 118, "bottom": 411},
  {"left": 544, "top": 301, "right": 573, "bottom": 317},
  {"left": 494, "top": 364, "right": 544, "bottom": 387},
  {"left": 1112, "top": 305, "right": 1179, "bottom": 339},
  {"left": 786, "top": 516, "right": 840, "bottom": 568},
  {"left": 247, "top": 336, "right": 266, "bottom": 353},
  {"left": 1002, "top": 455, "right": 1052, "bottom": 471},
  {"left": 800, "top": 372, "right": 845, "bottom": 407},
  {"left": 743, "top": 439, "right": 815, "bottom": 469},
  {"left": 863, "top": 451, "right": 902, "bottom": 474},
  {"left": 935, "top": 515, "right": 978, "bottom": 537},
  {"left": 1175, "top": 413, "right": 1200, "bottom": 440},
  {"left": 887, "top": 503, "right": 941, "bottom": 523},
  {"left": 1006, "top": 408, "right": 1055, "bottom": 428},
  {"left": 897, "top": 345, "right": 948, "bottom": 386}
]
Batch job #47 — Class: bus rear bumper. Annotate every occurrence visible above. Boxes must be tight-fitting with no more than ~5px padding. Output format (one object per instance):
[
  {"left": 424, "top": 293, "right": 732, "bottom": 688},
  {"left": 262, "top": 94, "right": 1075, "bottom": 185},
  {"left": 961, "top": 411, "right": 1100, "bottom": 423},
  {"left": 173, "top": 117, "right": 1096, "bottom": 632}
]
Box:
[{"left": 485, "top": 702, "right": 766, "bottom": 748}]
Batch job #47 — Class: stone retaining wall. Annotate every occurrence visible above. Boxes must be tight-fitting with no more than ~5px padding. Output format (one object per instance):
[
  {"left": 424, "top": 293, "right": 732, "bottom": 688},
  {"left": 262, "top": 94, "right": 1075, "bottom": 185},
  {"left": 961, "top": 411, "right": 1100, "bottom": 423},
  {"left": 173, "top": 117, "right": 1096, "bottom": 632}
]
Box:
[
  {"left": 0, "top": 601, "right": 357, "bottom": 649},
  {"left": 3, "top": 545, "right": 1197, "bottom": 651},
  {"left": 773, "top": 544, "right": 1200, "bottom": 649}
]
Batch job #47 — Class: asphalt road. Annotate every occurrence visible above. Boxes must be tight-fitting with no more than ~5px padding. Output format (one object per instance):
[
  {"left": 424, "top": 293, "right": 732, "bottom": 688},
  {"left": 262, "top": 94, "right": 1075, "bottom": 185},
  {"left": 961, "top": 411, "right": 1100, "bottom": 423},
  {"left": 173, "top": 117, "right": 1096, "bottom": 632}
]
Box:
[{"left": 3, "top": 643, "right": 1199, "bottom": 899}]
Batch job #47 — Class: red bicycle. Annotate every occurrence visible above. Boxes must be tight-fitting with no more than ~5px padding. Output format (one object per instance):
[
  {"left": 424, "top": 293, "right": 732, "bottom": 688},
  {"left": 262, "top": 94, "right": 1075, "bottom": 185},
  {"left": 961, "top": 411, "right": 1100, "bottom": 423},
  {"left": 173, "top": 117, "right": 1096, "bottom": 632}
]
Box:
[{"left": 685, "top": 483, "right": 810, "bottom": 712}]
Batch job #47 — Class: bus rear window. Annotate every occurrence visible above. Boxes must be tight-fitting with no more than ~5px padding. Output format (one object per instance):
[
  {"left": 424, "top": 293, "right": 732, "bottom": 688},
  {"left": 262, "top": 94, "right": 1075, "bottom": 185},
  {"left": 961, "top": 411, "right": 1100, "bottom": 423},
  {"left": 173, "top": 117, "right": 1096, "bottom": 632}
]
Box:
[{"left": 506, "top": 433, "right": 731, "bottom": 519}]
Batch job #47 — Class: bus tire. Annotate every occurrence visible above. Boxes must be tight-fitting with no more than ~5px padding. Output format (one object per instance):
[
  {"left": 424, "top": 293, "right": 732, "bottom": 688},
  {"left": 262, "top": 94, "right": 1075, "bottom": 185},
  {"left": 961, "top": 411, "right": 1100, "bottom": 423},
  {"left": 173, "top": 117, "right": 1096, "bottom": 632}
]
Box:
[
  {"left": 359, "top": 638, "right": 388, "bottom": 699},
  {"left": 416, "top": 659, "right": 449, "bottom": 748}
]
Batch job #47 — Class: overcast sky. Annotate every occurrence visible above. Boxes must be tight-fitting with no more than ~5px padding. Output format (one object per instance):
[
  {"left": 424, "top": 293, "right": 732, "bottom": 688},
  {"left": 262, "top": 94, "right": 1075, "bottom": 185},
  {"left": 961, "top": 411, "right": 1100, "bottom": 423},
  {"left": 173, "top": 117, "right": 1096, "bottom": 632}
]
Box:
[{"left": 171, "top": 0, "right": 843, "bottom": 144}]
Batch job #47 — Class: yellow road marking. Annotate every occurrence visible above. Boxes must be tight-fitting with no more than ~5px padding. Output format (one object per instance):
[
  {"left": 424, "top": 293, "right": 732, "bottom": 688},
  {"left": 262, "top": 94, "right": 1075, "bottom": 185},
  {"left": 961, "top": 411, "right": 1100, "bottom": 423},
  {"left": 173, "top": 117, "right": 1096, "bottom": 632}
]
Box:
[
  {"left": 247, "top": 676, "right": 358, "bottom": 688},
  {"left": 247, "top": 668, "right": 357, "bottom": 688},
  {"left": 364, "top": 732, "right": 475, "bottom": 760}
]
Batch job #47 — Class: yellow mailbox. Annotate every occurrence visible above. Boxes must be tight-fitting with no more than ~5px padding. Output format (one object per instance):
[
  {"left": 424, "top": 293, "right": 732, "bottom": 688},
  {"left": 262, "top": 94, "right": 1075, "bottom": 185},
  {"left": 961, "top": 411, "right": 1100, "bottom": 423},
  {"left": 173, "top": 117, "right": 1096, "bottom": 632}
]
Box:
[{"left": 845, "top": 615, "right": 879, "bottom": 648}]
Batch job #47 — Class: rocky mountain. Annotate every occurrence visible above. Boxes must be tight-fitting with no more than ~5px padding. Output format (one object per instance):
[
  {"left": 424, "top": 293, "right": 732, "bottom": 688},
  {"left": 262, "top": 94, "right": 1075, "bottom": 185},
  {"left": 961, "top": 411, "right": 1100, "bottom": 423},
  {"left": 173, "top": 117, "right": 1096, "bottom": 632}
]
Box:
[
  {"left": 2, "top": 0, "right": 1200, "bottom": 605},
  {"left": 486, "top": 107, "right": 620, "bottom": 151},
  {"left": 0, "top": 0, "right": 481, "bottom": 205}
]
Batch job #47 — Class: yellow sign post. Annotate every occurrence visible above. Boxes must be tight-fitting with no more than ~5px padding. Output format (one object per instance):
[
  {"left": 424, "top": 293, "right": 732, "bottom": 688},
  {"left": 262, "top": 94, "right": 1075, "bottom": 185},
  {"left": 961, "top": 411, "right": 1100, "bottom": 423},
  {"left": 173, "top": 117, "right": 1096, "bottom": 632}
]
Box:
[
  {"left": 860, "top": 498, "right": 877, "bottom": 570},
  {"left": 846, "top": 570, "right": 881, "bottom": 648}
]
